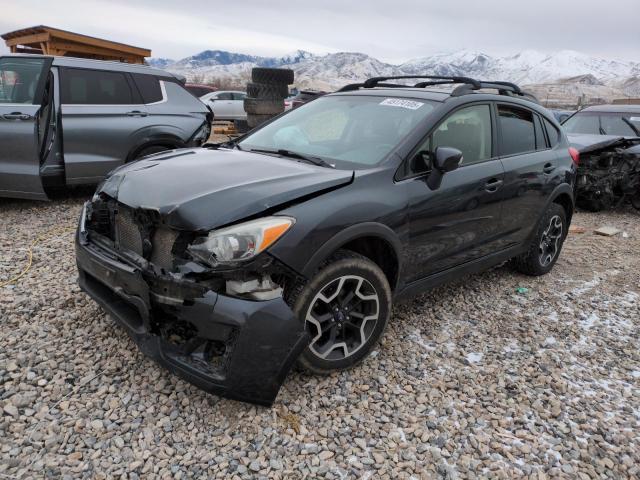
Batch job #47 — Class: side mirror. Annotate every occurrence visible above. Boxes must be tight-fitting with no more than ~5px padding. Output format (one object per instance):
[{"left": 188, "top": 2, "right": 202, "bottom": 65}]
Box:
[{"left": 427, "top": 146, "right": 463, "bottom": 190}]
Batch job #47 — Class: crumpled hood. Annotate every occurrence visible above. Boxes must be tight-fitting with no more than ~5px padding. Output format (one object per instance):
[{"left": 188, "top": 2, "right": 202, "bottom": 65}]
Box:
[
  {"left": 99, "top": 148, "right": 354, "bottom": 231},
  {"left": 567, "top": 133, "right": 640, "bottom": 154}
]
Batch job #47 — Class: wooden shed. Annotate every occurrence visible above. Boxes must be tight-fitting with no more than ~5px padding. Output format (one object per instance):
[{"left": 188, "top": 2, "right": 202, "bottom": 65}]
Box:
[{"left": 2, "top": 25, "right": 151, "bottom": 64}]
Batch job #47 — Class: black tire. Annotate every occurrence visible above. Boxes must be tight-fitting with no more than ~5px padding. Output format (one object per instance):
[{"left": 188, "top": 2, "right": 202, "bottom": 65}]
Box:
[
  {"left": 246, "top": 82, "right": 289, "bottom": 99},
  {"left": 287, "top": 250, "right": 392, "bottom": 375},
  {"left": 247, "top": 113, "right": 275, "bottom": 129},
  {"left": 251, "top": 67, "right": 294, "bottom": 85},
  {"left": 511, "top": 203, "right": 567, "bottom": 276},
  {"left": 135, "top": 145, "right": 172, "bottom": 159},
  {"left": 244, "top": 97, "right": 285, "bottom": 115}
]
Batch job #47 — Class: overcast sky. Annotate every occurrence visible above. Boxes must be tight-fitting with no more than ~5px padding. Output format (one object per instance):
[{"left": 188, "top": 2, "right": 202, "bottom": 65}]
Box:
[{"left": 2, "top": 0, "right": 639, "bottom": 63}]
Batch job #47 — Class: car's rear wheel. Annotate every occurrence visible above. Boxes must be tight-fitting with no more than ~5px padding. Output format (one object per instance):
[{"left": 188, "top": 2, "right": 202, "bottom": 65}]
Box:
[
  {"left": 288, "top": 250, "right": 391, "bottom": 374},
  {"left": 511, "top": 203, "right": 567, "bottom": 276}
]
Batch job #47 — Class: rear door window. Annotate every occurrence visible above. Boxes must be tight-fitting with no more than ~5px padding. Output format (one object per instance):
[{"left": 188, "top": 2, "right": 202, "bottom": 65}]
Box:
[
  {"left": 61, "top": 68, "right": 134, "bottom": 105},
  {"left": 232, "top": 92, "right": 246, "bottom": 100},
  {"left": 216, "top": 92, "right": 233, "bottom": 100},
  {"left": 498, "top": 105, "right": 536, "bottom": 156},
  {"left": 132, "top": 74, "right": 163, "bottom": 104}
]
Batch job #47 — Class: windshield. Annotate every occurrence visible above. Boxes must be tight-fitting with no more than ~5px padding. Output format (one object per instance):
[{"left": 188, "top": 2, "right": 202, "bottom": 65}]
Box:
[
  {"left": 563, "top": 111, "right": 640, "bottom": 137},
  {"left": 238, "top": 95, "right": 437, "bottom": 169}
]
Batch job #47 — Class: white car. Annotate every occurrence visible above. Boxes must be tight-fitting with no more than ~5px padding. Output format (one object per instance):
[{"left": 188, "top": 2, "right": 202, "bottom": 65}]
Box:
[{"left": 200, "top": 90, "right": 247, "bottom": 120}]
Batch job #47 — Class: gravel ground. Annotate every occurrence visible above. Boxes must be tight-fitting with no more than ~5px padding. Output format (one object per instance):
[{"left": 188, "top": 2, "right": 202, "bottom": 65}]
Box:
[{"left": 1, "top": 193, "right": 638, "bottom": 479}]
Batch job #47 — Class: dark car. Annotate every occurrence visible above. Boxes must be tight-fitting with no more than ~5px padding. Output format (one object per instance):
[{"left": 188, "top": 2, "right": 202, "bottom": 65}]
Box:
[
  {"left": 551, "top": 109, "right": 574, "bottom": 123},
  {"left": 75, "top": 75, "right": 577, "bottom": 405},
  {"left": 184, "top": 83, "right": 217, "bottom": 97},
  {"left": 562, "top": 104, "right": 640, "bottom": 137},
  {"left": 291, "top": 89, "right": 327, "bottom": 108}
]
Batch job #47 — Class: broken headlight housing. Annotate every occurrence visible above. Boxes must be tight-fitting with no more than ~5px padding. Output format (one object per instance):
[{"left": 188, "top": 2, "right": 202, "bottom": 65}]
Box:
[{"left": 187, "top": 216, "right": 294, "bottom": 267}]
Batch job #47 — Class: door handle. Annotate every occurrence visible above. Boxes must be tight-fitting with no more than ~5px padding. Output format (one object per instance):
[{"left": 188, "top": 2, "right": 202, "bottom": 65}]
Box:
[
  {"left": 126, "top": 110, "right": 148, "bottom": 117},
  {"left": 485, "top": 178, "right": 503, "bottom": 192},
  {"left": 543, "top": 163, "right": 556, "bottom": 174},
  {"left": 3, "top": 113, "right": 31, "bottom": 120}
]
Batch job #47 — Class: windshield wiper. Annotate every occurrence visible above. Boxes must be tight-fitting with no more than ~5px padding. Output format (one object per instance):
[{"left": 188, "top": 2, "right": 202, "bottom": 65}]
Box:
[{"left": 249, "top": 148, "right": 335, "bottom": 168}]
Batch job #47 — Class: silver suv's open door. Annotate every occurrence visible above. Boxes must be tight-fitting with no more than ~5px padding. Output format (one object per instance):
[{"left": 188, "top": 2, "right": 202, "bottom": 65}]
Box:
[{"left": 0, "top": 56, "right": 54, "bottom": 200}]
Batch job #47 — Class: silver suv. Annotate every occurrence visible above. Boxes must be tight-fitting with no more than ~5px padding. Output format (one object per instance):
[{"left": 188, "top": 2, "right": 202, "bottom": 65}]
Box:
[{"left": 0, "top": 55, "right": 211, "bottom": 200}]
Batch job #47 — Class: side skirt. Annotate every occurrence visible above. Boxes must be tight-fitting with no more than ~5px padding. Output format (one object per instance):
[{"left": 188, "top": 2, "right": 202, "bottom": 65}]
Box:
[{"left": 394, "top": 244, "right": 525, "bottom": 302}]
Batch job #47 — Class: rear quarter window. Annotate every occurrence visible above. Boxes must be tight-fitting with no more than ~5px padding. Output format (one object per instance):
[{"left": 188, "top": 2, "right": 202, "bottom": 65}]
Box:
[
  {"left": 543, "top": 117, "right": 560, "bottom": 147},
  {"left": 132, "top": 74, "right": 163, "bottom": 104}
]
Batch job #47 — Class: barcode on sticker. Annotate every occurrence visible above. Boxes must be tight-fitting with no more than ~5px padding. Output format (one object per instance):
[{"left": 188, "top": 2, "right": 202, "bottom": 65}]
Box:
[{"left": 379, "top": 98, "right": 424, "bottom": 110}]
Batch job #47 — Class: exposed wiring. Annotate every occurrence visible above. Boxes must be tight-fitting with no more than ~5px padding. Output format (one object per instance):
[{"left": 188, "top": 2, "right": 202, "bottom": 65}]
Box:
[{"left": 0, "top": 226, "right": 75, "bottom": 288}]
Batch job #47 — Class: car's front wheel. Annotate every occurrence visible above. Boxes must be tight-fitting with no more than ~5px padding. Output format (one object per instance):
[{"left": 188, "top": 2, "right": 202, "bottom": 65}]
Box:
[{"left": 289, "top": 250, "right": 392, "bottom": 374}]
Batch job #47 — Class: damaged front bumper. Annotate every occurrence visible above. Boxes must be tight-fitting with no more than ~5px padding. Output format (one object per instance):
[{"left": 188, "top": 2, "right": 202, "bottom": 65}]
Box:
[{"left": 75, "top": 207, "right": 309, "bottom": 406}]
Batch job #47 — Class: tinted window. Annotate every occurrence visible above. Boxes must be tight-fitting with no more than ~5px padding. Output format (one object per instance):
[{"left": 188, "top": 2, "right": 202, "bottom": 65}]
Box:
[
  {"left": 429, "top": 104, "right": 492, "bottom": 165},
  {"left": 216, "top": 92, "right": 233, "bottom": 100},
  {"left": 232, "top": 92, "right": 246, "bottom": 100},
  {"left": 498, "top": 105, "right": 535, "bottom": 156},
  {"left": 533, "top": 115, "right": 548, "bottom": 149},
  {"left": 0, "top": 57, "right": 47, "bottom": 104},
  {"left": 543, "top": 118, "right": 560, "bottom": 147},
  {"left": 132, "top": 74, "right": 163, "bottom": 103},
  {"left": 61, "top": 68, "right": 134, "bottom": 105},
  {"left": 239, "top": 95, "right": 437, "bottom": 169},
  {"left": 600, "top": 115, "right": 637, "bottom": 136},
  {"left": 563, "top": 112, "right": 640, "bottom": 136}
]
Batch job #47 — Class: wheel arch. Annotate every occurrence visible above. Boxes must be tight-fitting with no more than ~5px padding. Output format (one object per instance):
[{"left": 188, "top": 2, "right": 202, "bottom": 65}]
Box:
[
  {"left": 301, "top": 223, "right": 402, "bottom": 292},
  {"left": 126, "top": 134, "right": 186, "bottom": 162},
  {"left": 548, "top": 184, "right": 575, "bottom": 226}
]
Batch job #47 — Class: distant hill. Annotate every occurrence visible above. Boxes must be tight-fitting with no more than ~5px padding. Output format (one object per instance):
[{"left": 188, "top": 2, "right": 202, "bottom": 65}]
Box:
[{"left": 150, "top": 48, "right": 640, "bottom": 107}]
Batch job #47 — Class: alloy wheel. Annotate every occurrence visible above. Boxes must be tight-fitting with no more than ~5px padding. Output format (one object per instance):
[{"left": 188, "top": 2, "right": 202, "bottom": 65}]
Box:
[
  {"left": 539, "top": 215, "right": 563, "bottom": 267},
  {"left": 305, "top": 275, "right": 380, "bottom": 361}
]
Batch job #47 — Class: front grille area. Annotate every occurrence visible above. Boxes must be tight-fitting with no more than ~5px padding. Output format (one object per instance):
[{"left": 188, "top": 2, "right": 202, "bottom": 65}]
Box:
[
  {"left": 87, "top": 200, "right": 178, "bottom": 269},
  {"left": 150, "top": 228, "right": 179, "bottom": 270},
  {"left": 115, "top": 208, "right": 144, "bottom": 256}
]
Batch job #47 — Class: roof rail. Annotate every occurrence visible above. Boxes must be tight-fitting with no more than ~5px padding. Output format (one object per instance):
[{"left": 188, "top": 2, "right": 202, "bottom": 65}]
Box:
[
  {"left": 337, "top": 75, "right": 536, "bottom": 102},
  {"left": 337, "top": 75, "right": 481, "bottom": 92}
]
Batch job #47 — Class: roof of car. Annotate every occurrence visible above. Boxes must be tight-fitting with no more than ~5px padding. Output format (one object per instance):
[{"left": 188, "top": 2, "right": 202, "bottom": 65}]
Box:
[
  {"left": 3, "top": 53, "right": 179, "bottom": 79},
  {"left": 579, "top": 104, "right": 640, "bottom": 113},
  {"left": 331, "top": 87, "right": 451, "bottom": 102}
]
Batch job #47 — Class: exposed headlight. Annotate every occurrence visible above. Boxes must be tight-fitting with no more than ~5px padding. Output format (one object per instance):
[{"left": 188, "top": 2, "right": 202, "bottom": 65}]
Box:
[{"left": 187, "top": 216, "right": 294, "bottom": 266}]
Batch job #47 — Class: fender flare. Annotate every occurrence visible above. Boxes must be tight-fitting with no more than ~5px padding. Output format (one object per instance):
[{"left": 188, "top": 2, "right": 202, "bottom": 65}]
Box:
[
  {"left": 546, "top": 183, "right": 575, "bottom": 215},
  {"left": 301, "top": 222, "right": 403, "bottom": 289},
  {"left": 127, "top": 134, "right": 186, "bottom": 162}
]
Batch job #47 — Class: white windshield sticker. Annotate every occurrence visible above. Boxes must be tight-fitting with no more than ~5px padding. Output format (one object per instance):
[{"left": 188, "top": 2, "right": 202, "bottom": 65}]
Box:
[
  {"left": 379, "top": 98, "right": 424, "bottom": 110},
  {"left": 630, "top": 116, "right": 640, "bottom": 122}
]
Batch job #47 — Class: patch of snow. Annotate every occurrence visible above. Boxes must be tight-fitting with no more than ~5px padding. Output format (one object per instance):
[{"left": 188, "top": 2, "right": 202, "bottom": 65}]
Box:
[{"left": 466, "top": 352, "right": 483, "bottom": 364}]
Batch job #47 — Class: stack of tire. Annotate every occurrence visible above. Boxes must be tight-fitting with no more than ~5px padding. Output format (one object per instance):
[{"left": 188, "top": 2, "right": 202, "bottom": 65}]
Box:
[{"left": 245, "top": 67, "right": 294, "bottom": 129}]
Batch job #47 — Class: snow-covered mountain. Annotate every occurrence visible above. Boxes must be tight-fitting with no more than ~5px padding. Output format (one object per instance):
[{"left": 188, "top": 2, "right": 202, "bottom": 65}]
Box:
[{"left": 151, "top": 48, "right": 640, "bottom": 105}]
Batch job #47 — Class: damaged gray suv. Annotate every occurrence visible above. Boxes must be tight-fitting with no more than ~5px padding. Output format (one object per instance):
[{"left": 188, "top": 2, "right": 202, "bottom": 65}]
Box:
[
  {"left": 0, "top": 55, "right": 211, "bottom": 200},
  {"left": 76, "top": 75, "right": 576, "bottom": 405}
]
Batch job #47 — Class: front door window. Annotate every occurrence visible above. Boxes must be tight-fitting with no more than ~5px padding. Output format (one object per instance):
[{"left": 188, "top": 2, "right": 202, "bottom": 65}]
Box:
[{"left": 0, "top": 57, "right": 48, "bottom": 104}]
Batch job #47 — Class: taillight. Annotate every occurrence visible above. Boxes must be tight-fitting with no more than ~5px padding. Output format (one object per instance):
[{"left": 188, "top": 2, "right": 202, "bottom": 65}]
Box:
[{"left": 568, "top": 147, "right": 580, "bottom": 166}]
